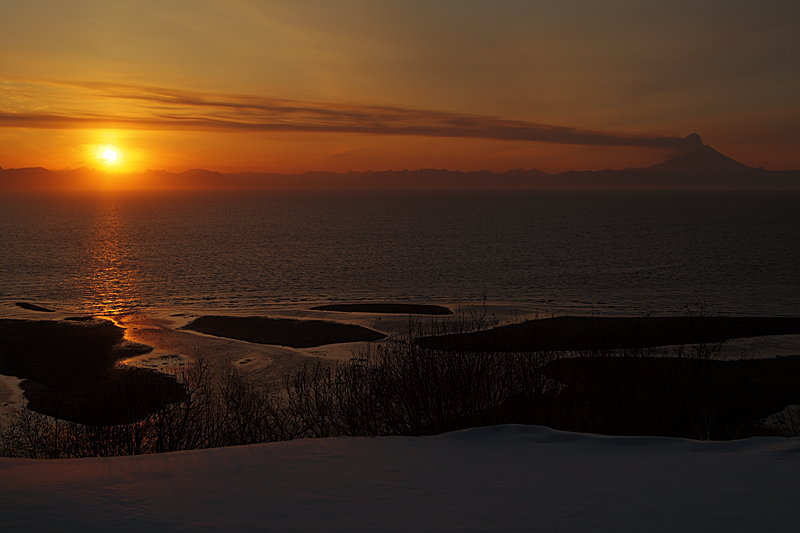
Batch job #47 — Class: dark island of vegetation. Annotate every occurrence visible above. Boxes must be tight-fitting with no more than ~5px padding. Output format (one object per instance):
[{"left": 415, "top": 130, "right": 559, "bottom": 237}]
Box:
[
  {"left": 180, "top": 315, "right": 387, "bottom": 348},
  {"left": 0, "top": 318, "right": 184, "bottom": 426},
  {"left": 417, "top": 316, "right": 800, "bottom": 352},
  {"left": 14, "top": 302, "right": 55, "bottom": 313},
  {"left": 311, "top": 303, "right": 452, "bottom": 315}
]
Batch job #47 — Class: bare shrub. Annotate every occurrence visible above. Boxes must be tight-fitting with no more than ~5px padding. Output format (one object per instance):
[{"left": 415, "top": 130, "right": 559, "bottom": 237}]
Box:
[
  {"left": 282, "top": 321, "right": 551, "bottom": 438},
  {"left": 0, "top": 356, "right": 286, "bottom": 458}
]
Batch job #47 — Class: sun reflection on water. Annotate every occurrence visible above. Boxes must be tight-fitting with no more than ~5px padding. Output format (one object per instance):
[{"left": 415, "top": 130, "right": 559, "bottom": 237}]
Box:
[{"left": 81, "top": 197, "right": 142, "bottom": 316}]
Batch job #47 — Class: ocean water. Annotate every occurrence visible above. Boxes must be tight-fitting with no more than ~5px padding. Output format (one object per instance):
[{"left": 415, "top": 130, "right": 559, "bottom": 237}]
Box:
[{"left": 1, "top": 190, "right": 798, "bottom": 317}]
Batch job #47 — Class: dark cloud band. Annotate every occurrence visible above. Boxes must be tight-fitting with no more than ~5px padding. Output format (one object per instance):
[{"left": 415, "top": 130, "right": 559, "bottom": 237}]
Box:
[{"left": 0, "top": 82, "right": 702, "bottom": 151}]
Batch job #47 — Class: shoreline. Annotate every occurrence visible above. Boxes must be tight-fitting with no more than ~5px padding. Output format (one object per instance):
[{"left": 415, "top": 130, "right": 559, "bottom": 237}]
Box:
[{"left": 3, "top": 304, "right": 800, "bottom": 428}]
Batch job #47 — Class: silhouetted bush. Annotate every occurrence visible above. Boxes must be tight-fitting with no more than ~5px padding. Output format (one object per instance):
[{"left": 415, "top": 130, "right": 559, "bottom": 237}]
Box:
[{"left": 284, "top": 334, "right": 550, "bottom": 438}]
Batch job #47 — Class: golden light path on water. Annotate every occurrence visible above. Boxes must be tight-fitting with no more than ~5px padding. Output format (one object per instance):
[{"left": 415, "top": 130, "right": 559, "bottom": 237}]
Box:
[
  {"left": 64, "top": 196, "right": 408, "bottom": 381},
  {"left": 81, "top": 197, "right": 140, "bottom": 316},
  {"left": 39, "top": 193, "right": 799, "bottom": 388},
  {"left": 61, "top": 195, "right": 414, "bottom": 383}
]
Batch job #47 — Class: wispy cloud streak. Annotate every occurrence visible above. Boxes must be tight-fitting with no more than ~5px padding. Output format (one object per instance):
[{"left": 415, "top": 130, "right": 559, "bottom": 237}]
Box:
[{"left": 0, "top": 81, "right": 701, "bottom": 150}]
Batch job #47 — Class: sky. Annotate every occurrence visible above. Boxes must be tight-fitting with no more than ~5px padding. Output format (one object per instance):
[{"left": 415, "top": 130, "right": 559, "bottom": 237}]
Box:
[{"left": 1, "top": 0, "right": 798, "bottom": 174}]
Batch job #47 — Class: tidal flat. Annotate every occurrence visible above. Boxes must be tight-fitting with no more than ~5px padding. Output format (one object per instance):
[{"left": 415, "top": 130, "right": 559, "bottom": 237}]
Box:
[{"left": 2, "top": 308, "right": 800, "bottom": 440}]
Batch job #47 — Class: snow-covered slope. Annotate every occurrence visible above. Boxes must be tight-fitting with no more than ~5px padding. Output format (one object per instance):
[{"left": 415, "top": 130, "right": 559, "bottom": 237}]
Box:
[{"left": 2, "top": 425, "right": 799, "bottom": 532}]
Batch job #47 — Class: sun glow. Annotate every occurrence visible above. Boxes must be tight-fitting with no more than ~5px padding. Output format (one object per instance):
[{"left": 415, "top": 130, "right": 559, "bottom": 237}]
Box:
[
  {"left": 96, "top": 145, "right": 123, "bottom": 166},
  {"left": 102, "top": 149, "right": 118, "bottom": 163}
]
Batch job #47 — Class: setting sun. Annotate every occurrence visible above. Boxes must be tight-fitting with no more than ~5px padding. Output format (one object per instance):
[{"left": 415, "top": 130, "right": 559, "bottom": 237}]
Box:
[
  {"left": 102, "top": 149, "right": 118, "bottom": 163},
  {"left": 96, "top": 145, "right": 122, "bottom": 166}
]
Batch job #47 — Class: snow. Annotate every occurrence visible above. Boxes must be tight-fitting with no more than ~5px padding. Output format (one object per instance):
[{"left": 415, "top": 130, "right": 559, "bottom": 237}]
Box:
[{"left": 2, "top": 425, "right": 799, "bottom": 532}]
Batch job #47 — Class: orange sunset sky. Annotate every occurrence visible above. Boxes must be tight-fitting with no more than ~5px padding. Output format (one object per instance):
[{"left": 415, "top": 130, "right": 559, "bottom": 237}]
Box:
[{"left": 1, "top": 0, "right": 798, "bottom": 174}]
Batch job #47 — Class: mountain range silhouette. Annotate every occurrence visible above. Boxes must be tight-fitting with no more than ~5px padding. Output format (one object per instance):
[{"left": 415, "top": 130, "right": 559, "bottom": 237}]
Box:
[
  {"left": 1, "top": 137, "right": 798, "bottom": 191},
  {"left": 644, "top": 141, "right": 757, "bottom": 175}
]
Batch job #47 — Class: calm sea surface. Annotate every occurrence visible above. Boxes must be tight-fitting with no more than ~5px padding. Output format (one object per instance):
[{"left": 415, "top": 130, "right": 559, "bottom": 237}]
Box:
[{"left": 1, "top": 190, "right": 798, "bottom": 317}]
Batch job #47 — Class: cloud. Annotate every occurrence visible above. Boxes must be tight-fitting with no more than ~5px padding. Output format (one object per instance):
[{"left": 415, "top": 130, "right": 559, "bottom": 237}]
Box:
[{"left": 0, "top": 81, "right": 702, "bottom": 151}]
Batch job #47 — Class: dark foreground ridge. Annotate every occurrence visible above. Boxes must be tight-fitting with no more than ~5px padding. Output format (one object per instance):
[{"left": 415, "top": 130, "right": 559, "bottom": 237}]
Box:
[
  {"left": 181, "top": 315, "right": 386, "bottom": 348},
  {"left": 312, "top": 303, "right": 452, "bottom": 315},
  {"left": 418, "top": 316, "right": 800, "bottom": 352},
  {"left": 0, "top": 319, "right": 184, "bottom": 425},
  {"left": 538, "top": 356, "right": 800, "bottom": 439}
]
